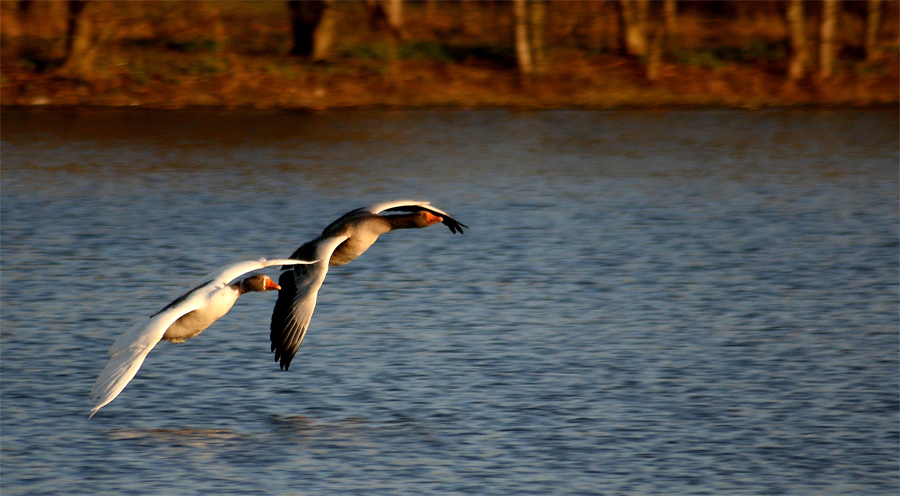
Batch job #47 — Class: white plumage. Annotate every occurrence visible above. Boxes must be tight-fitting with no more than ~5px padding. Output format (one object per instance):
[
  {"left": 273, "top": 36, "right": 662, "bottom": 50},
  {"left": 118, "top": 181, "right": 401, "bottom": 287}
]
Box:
[{"left": 89, "top": 257, "right": 317, "bottom": 418}]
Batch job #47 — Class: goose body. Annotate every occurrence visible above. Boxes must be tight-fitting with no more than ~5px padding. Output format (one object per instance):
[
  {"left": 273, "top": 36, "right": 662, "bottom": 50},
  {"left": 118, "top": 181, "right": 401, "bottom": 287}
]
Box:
[
  {"left": 271, "top": 201, "right": 466, "bottom": 370},
  {"left": 89, "top": 257, "right": 320, "bottom": 418}
]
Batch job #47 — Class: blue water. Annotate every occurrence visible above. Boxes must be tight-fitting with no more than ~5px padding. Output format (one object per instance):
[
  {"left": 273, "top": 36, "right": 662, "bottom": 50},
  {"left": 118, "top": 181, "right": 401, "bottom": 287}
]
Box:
[{"left": 2, "top": 109, "right": 897, "bottom": 495}]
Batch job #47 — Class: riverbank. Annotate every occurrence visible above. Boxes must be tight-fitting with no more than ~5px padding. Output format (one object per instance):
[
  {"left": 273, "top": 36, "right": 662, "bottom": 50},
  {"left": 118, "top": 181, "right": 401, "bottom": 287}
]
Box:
[
  {"left": 2, "top": 0, "right": 897, "bottom": 110},
  {"left": 2, "top": 51, "right": 897, "bottom": 110}
]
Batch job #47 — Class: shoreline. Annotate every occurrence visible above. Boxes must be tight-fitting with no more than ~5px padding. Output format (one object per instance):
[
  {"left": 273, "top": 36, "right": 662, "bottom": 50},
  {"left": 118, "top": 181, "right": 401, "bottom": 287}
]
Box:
[
  {"left": 2, "top": 1, "right": 897, "bottom": 112},
  {"left": 4, "top": 57, "right": 897, "bottom": 111},
  {"left": 3, "top": 101, "right": 898, "bottom": 111}
]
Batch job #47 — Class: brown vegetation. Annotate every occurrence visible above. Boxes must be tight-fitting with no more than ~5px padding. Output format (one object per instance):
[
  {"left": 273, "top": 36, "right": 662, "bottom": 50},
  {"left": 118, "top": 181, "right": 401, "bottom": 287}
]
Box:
[{"left": 1, "top": 0, "right": 897, "bottom": 109}]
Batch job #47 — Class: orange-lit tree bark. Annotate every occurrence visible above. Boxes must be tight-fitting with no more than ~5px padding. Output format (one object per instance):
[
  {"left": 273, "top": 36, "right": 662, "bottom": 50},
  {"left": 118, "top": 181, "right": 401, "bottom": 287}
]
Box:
[
  {"left": 819, "top": 0, "right": 838, "bottom": 78},
  {"left": 59, "top": 0, "right": 96, "bottom": 80},
  {"left": 619, "top": 0, "right": 663, "bottom": 81},
  {"left": 866, "top": 0, "right": 882, "bottom": 61},
  {"left": 288, "top": 0, "right": 320, "bottom": 56},
  {"left": 513, "top": 0, "right": 533, "bottom": 77},
  {"left": 646, "top": 26, "right": 663, "bottom": 81},
  {"left": 645, "top": 0, "right": 671, "bottom": 82},
  {"left": 385, "top": 0, "right": 404, "bottom": 39},
  {"left": 312, "top": 0, "right": 337, "bottom": 61},
  {"left": 787, "top": 0, "right": 808, "bottom": 82},
  {"left": 663, "top": 0, "right": 677, "bottom": 38},
  {"left": 363, "top": 0, "right": 406, "bottom": 69},
  {"left": 618, "top": 0, "right": 648, "bottom": 57},
  {"left": 364, "top": 0, "right": 406, "bottom": 42},
  {"left": 513, "top": 0, "right": 546, "bottom": 79}
]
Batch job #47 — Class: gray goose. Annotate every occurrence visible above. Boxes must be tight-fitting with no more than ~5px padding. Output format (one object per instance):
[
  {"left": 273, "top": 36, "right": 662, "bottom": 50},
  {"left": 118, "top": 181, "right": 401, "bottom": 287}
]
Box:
[
  {"left": 89, "top": 256, "right": 329, "bottom": 418},
  {"left": 270, "top": 201, "right": 467, "bottom": 370}
]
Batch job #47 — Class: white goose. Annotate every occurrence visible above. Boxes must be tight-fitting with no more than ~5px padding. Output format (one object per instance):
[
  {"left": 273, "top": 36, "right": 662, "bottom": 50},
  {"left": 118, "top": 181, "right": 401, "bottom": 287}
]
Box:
[
  {"left": 270, "top": 201, "right": 466, "bottom": 370},
  {"left": 88, "top": 245, "right": 345, "bottom": 418}
]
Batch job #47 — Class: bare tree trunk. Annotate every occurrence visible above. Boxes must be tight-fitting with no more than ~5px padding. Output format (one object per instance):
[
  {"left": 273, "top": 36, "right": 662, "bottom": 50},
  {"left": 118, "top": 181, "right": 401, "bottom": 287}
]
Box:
[
  {"left": 619, "top": 0, "right": 648, "bottom": 57},
  {"left": 866, "top": 0, "right": 882, "bottom": 61},
  {"left": 819, "top": 0, "right": 838, "bottom": 79},
  {"left": 646, "top": 27, "right": 663, "bottom": 81},
  {"left": 511, "top": 0, "right": 546, "bottom": 78},
  {"left": 59, "top": 0, "right": 96, "bottom": 80},
  {"left": 364, "top": 0, "right": 405, "bottom": 41},
  {"left": 312, "top": 0, "right": 337, "bottom": 61},
  {"left": 64, "top": 0, "right": 88, "bottom": 54},
  {"left": 603, "top": 1, "right": 621, "bottom": 53},
  {"left": 385, "top": 0, "right": 405, "bottom": 40},
  {"left": 288, "top": 0, "right": 338, "bottom": 61},
  {"left": 529, "top": 0, "right": 546, "bottom": 74},
  {"left": 646, "top": 1, "right": 667, "bottom": 81},
  {"left": 288, "top": 1, "right": 324, "bottom": 57},
  {"left": 787, "top": 0, "right": 807, "bottom": 82},
  {"left": 663, "top": 0, "right": 677, "bottom": 38},
  {"left": 513, "top": 0, "right": 533, "bottom": 77}
]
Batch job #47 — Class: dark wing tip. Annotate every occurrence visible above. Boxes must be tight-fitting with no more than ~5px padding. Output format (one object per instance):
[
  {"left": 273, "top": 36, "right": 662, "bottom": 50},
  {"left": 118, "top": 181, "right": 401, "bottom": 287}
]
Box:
[
  {"left": 443, "top": 217, "right": 468, "bottom": 234},
  {"left": 383, "top": 204, "right": 467, "bottom": 234},
  {"left": 271, "top": 332, "right": 299, "bottom": 370},
  {"left": 270, "top": 270, "right": 300, "bottom": 371},
  {"left": 279, "top": 349, "right": 295, "bottom": 370},
  {"left": 272, "top": 340, "right": 295, "bottom": 370}
]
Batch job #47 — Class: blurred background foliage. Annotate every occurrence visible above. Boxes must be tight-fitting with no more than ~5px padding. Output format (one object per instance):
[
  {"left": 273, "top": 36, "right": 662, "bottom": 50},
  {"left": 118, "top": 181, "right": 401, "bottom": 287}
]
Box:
[{"left": 0, "top": 0, "right": 897, "bottom": 108}]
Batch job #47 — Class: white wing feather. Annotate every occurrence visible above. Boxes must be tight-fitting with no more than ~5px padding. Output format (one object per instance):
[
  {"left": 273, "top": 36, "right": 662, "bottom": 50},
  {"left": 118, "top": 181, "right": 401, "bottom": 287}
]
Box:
[
  {"left": 89, "top": 303, "right": 204, "bottom": 418},
  {"left": 89, "top": 258, "right": 315, "bottom": 418},
  {"left": 175, "top": 258, "right": 317, "bottom": 300},
  {"left": 362, "top": 200, "right": 452, "bottom": 218},
  {"left": 193, "top": 258, "right": 316, "bottom": 291}
]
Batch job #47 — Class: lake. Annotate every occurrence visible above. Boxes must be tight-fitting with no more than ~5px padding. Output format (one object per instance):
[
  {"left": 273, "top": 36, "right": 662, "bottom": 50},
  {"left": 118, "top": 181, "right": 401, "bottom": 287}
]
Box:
[{"left": 2, "top": 108, "right": 897, "bottom": 495}]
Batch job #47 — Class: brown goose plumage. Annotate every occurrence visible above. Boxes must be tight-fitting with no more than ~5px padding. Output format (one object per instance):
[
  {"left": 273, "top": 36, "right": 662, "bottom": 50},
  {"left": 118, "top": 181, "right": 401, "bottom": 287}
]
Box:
[{"left": 270, "top": 201, "right": 467, "bottom": 370}]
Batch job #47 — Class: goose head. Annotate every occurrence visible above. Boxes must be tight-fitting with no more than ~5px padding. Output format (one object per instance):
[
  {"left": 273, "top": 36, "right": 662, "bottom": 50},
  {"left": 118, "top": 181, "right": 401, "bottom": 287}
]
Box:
[{"left": 239, "top": 275, "right": 281, "bottom": 294}]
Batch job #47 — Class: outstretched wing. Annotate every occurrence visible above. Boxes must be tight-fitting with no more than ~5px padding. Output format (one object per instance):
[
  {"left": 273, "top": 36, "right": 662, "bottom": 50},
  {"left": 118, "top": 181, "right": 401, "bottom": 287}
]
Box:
[
  {"left": 270, "top": 236, "right": 349, "bottom": 370},
  {"left": 89, "top": 258, "right": 315, "bottom": 417},
  {"left": 367, "top": 200, "right": 468, "bottom": 234},
  {"left": 318, "top": 200, "right": 467, "bottom": 238},
  {"left": 89, "top": 301, "right": 205, "bottom": 418},
  {"left": 202, "top": 258, "right": 317, "bottom": 290},
  {"left": 175, "top": 258, "right": 318, "bottom": 303}
]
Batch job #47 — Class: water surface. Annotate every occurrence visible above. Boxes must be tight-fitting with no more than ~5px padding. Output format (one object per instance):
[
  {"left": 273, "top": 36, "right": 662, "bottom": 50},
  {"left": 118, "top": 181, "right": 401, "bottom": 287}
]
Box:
[{"left": 2, "top": 108, "right": 898, "bottom": 495}]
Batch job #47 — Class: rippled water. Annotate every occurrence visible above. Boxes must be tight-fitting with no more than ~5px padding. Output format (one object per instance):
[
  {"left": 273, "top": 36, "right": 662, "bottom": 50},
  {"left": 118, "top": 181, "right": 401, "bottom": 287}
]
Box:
[{"left": 2, "top": 109, "right": 897, "bottom": 495}]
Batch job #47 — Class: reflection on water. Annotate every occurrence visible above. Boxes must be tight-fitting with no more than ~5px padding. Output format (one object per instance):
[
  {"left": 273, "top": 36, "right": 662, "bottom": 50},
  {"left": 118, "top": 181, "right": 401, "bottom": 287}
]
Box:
[
  {"left": 2, "top": 109, "right": 898, "bottom": 495},
  {"left": 107, "top": 428, "right": 246, "bottom": 444}
]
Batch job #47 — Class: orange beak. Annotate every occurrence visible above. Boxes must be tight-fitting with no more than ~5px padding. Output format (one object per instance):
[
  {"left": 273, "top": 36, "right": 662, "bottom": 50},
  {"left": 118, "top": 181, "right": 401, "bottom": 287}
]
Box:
[
  {"left": 423, "top": 212, "right": 444, "bottom": 225},
  {"left": 264, "top": 277, "right": 281, "bottom": 291}
]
